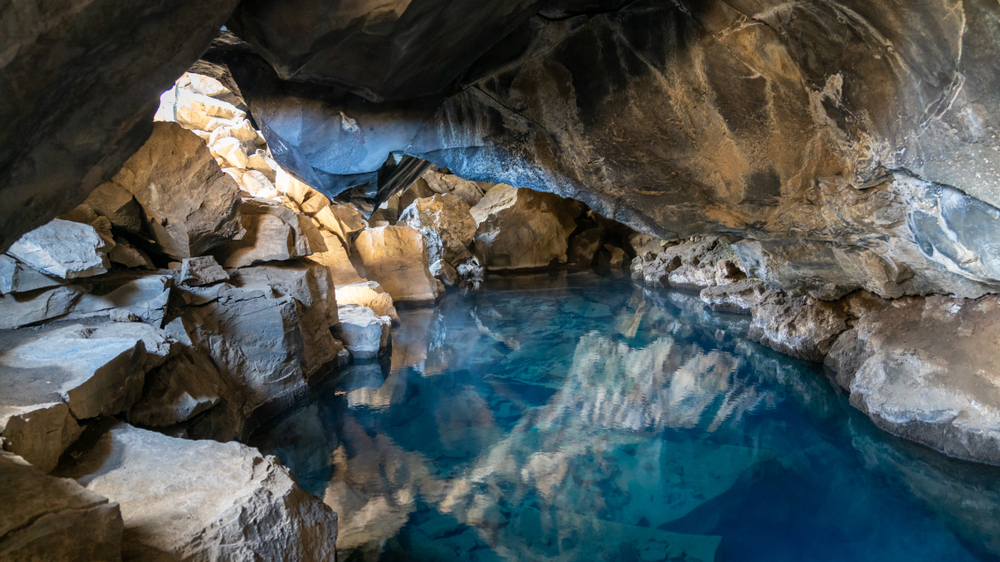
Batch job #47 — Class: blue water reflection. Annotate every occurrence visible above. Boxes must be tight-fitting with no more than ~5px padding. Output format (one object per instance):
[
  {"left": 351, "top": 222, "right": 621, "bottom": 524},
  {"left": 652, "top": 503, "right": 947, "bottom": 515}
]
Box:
[{"left": 251, "top": 273, "right": 1000, "bottom": 562}]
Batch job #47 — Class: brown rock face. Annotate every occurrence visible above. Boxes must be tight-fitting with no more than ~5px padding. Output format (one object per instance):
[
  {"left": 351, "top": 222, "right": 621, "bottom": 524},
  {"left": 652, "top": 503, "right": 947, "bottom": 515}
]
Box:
[
  {"left": 470, "top": 186, "right": 578, "bottom": 271},
  {"left": 353, "top": 226, "right": 439, "bottom": 304}
]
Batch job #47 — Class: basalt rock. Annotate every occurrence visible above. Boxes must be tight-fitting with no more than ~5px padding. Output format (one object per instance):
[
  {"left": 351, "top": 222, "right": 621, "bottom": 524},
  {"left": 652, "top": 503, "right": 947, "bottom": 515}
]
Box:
[
  {"left": 6, "top": 219, "right": 110, "bottom": 280},
  {"left": 631, "top": 236, "right": 744, "bottom": 290},
  {"left": 353, "top": 226, "right": 439, "bottom": 304},
  {"left": 336, "top": 281, "right": 400, "bottom": 324},
  {"left": 216, "top": 198, "right": 320, "bottom": 268},
  {"left": 335, "top": 305, "right": 392, "bottom": 361},
  {"left": 470, "top": 185, "right": 577, "bottom": 271},
  {"left": 748, "top": 291, "right": 850, "bottom": 362}
]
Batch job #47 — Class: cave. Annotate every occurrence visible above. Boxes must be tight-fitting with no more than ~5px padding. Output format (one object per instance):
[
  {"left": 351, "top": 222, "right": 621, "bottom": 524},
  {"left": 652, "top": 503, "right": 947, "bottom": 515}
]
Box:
[{"left": 3, "top": 1, "right": 1000, "bottom": 560}]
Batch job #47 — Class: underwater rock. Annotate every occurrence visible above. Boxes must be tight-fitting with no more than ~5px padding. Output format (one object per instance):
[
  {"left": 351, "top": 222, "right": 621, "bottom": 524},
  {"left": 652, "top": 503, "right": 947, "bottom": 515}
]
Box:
[
  {"left": 335, "top": 305, "right": 392, "bottom": 360},
  {"left": 6, "top": 219, "right": 110, "bottom": 280},
  {"left": 353, "top": 226, "right": 439, "bottom": 304},
  {"left": 470, "top": 185, "right": 577, "bottom": 271},
  {"left": 826, "top": 295, "right": 1000, "bottom": 465},
  {"left": 0, "top": 451, "right": 123, "bottom": 560},
  {"left": 67, "top": 424, "right": 338, "bottom": 561},
  {"left": 102, "top": 123, "right": 244, "bottom": 260}
]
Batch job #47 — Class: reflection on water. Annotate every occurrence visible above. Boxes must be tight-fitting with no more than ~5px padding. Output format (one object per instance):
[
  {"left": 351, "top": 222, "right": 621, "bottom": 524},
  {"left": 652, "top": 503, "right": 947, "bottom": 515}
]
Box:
[{"left": 251, "top": 273, "right": 1000, "bottom": 562}]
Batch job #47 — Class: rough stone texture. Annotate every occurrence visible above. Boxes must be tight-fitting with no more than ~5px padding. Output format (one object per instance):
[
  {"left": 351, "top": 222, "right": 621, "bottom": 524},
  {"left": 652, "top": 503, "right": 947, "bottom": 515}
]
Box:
[
  {"left": 470, "top": 185, "right": 577, "bottom": 271},
  {"left": 83, "top": 182, "right": 142, "bottom": 233},
  {"left": 0, "top": 286, "right": 87, "bottom": 330},
  {"left": 418, "top": 170, "right": 487, "bottom": 207},
  {"left": 180, "top": 255, "right": 229, "bottom": 286},
  {"left": 353, "top": 226, "right": 439, "bottom": 304},
  {"left": 748, "top": 291, "right": 850, "bottom": 362},
  {"left": 216, "top": 198, "right": 320, "bottom": 268},
  {"left": 0, "top": 0, "right": 241, "bottom": 253},
  {"left": 699, "top": 278, "right": 768, "bottom": 315},
  {"left": 632, "top": 236, "right": 744, "bottom": 290},
  {"left": 336, "top": 281, "right": 400, "bottom": 324},
  {"left": 0, "top": 451, "right": 123, "bottom": 560},
  {"left": 398, "top": 194, "right": 476, "bottom": 270},
  {"left": 825, "top": 295, "right": 1000, "bottom": 465},
  {"left": 6, "top": 219, "right": 110, "bottom": 280},
  {"left": 127, "top": 350, "right": 222, "bottom": 428},
  {"left": 66, "top": 424, "right": 338, "bottom": 561},
  {"left": 0, "top": 255, "right": 66, "bottom": 294},
  {"left": 107, "top": 239, "right": 154, "bottom": 270},
  {"left": 66, "top": 275, "right": 173, "bottom": 328},
  {"left": 0, "top": 403, "right": 82, "bottom": 474},
  {"left": 102, "top": 122, "right": 244, "bottom": 260},
  {"left": 335, "top": 305, "right": 392, "bottom": 361},
  {"left": 306, "top": 229, "right": 366, "bottom": 286}
]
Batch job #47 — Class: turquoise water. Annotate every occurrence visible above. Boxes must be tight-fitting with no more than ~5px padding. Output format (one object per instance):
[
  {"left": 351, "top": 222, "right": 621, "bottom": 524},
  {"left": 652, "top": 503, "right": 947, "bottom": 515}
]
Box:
[{"left": 251, "top": 273, "right": 1000, "bottom": 562}]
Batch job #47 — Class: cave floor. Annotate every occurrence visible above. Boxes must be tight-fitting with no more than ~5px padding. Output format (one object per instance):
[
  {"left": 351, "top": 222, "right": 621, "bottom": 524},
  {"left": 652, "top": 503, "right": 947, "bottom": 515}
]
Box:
[{"left": 252, "top": 273, "right": 1000, "bottom": 562}]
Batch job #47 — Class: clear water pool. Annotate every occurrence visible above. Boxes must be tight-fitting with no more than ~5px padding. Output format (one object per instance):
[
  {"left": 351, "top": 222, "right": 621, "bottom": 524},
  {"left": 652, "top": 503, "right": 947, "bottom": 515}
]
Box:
[{"left": 251, "top": 273, "right": 1000, "bottom": 562}]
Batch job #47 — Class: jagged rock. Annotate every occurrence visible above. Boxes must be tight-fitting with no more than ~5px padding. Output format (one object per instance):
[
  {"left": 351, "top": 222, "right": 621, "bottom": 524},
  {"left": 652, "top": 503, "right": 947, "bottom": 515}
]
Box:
[
  {"left": 0, "top": 286, "right": 86, "bottom": 330},
  {"left": 470, "top": 185, "right": 577, "bottom": 271},
  {"left": 104, "top": 122, "right": 244, "bottom": 260},
  {"left": 419, "top": 170, "right": 487, "bottom": 207},
  {"left": 67, "top": 275, "right": 173, "bottom": 327},
  {"left": 66, "top": 424, "right": 338, "bottom": 561},
  {"left": 127, "top": 350, "right": 222, "bottom": 428},
  {"left": 0, "top": 322, "right": 176, "bottom": 470},
  {"left": 398, "top": 194, "right": 476, "bottom": 269},
  {"left": 306, "top": 229, "right": 366, "bottom": 286},
  {"left": 83, "top": 182, "right": 142, "bottom": 233},
  {"left": 825, "top": 295, "right": 1000, "bottom": 465},
  {"left": 216, "top": 198, "right": 320, "bottom": 268},
  {"left": 335, "top": 305, "right": 392, "bottom": 360},
  {"left": 397, "top": 176, "right": 437, "bottom": 213},
  {"left": 0, "top": 452, "right": 122, "bottom": 560},
  {"left": 748, "top": 291, "right": 850, "bottom": 362},
  {"left": 313, "top": 202, "right": 368, "bottom": 246},
  {"left": 0, "top": 255, "right": 65, "bottom": 294},
  {"left": 6, "top": 219, "right": 110, "bottom": 279},
  {"left": 700, "top": 279, "right": 768, "bottom": 314},
  {"left": 180, "top": 255, "right": 229, "bottom": 286},
  {"left": 107, "top": 239, "right": 154, "bottom": 270},
  {"left": 632, "top": 236, "right": 743, "bottom": 290},
  {"left": 569, "top": 227, "right": 605, "bottom": 265},
  {"left": 336, "top": 281, "right": 400, "bottom": 324},
  {"left": 353, "top": 226, "right": 439, "bottom": 304}
]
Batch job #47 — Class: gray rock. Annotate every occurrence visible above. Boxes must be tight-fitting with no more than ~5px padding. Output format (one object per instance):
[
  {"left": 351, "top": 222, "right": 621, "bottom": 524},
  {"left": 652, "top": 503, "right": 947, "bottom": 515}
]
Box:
[
  {"left": 127, "top": 350, "right": 222, "bottom": 428},
  {"left": 67, "top": 424, "right": 338, "bottom": 561},
  {"left": 0, "top": 285, "right": 86, "bottom": 330},
  {"left": 353, "top": 226, "right": 439, "bottom": 304},
  {"left": 0, "top": 255, "right": 65, "bottom": 294},
  {"left": 826, "top": 295, "right": 1000, "bottom": 465},
  {"left": 180, "top": 255, "right": 229, "bottom": 286},
  {"left": 106, "top": 239, "right": 154, "bottom": 270},
  {"left": 470, "top": 185, "right": 577, "bottom": 271},
  {"left": 699, "top": 279, "right": 768, "bottom": 314},
  {"left": 0, "top": 451, "right": 122, "bottom": 560},
  {"left": 748, "top": 291, "right": 850, "bottom": 362},
  {"left": 217, "top": 198, "right": 320, "bottom": 268},
  {"left": 6, "top": 219, "right": 110, "bottom": 279},
  {"left": 335, "top": 305, "right": 391, "bottom": 360},
  {"left": 632, "top": 236, "right": 743, "bottom": 290},
  {"left": 0, "top": 403, "right": 82, "bottom": 473},
  {"left": 66, "top": 275, "right": 173, "bottom": 327}
]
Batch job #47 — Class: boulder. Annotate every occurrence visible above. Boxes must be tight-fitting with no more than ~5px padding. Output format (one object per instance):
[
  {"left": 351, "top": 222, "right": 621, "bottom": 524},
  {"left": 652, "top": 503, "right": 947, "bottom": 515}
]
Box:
[
  {"left": 398, "top": 194, "right": 476, "bottom": 269},
  {"left": 66, "top": 424, "right": 338, "bottom": 561},
  {"left": 335, "top": 305, "right": 392, "bottom": 360},
  {"left": 1, "top": 403, "right": 82, "bottom": 474},
  {"left": 825, "top": 295, "right": 1000, "bottom": 465},
  {"left": 180, "top": 255, "right": 229, "bottom": 286},
  {"left": 82, "top": 182, "right": 142, "bottom": 233},
  {"left": 0, "top": 286, "right": 86, "bottom": 330},
  {"left": 419, "top": 170, "right": 487, "bottom": 206},
  {"left": 353, "top": 226, "right": 439, "bottom": 304},
  {"left": 216, "top": 198, "right": 320, "bottom": 268},
  {"left": 470, "top": 185, "right": 577, "bottom": 271},
  {"left": 631, "top": 236, "right": 743, "bottom": 290},
  {"left": 336, "top": 281, "right": 400, "bottom": 324},
  {"left": 0, "top": 255, "right": 65, "bottom": 294},
  {"left": 6, "top": 219, "right": 110, "bottom": 279},
  {"left": 306, "top": 229, "right": 366, "bottom": 286},
  {"left": 103, "top": 122, "right": 244, "bottom": 260},
  {"left": 748, "top": 291, "right": 850, "bottom": 362},
  {"left": 67, "top": 275, "right": 173, "bottom": 327},
  {"left": 106, "top": 239, "right": 154, "bottom": 270},
  {"left": 699, "top": 278, "right": 768, "bottom": 314},
  {"left": 0, "top": 452, "right": 122, "bottom": 561},
  {"left": 127, "top": 350, "right": 222, "bottom": 428}
]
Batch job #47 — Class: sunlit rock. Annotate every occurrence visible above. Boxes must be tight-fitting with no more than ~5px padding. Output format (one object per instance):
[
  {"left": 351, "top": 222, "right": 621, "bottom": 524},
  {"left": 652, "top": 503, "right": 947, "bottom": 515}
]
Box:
[
  {"left": 399, "top": 194, "right": 476, "bottom": 269},
  {"left": 336, "top": 281, "right": 399, "bottom": 324},
  {"left": 0, "top": 451, "right": 122, "bottom": 560},
  {"left": 470, "top": 185, "right": 578, "bottom": 271},
  {"left": 353, "top": 226, "right": 439, "bottom": 304},
  {"left": 67, "top": 424, "right": 337, "bottom": 561},
  {"left": 216, "top": 198, "right": 321, "bottom": 268},
  {"left": 7, "top": 219, "right": 110, "bottom": 280},
  {"left": 101, "top": 123, "right": 244, "bottom": 260}
]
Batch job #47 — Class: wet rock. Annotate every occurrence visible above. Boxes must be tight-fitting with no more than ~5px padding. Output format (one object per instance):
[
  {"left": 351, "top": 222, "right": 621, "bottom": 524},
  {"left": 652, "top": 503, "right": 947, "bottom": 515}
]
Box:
[
  {"left": 398, "top": 194, "right": 476, "bottom": 271},
  {"left": 353, "top": 226, "right": 439, "bottom": 304},
  {"left": 6, "top": 219, "right": 110, "bottom": 279},
  {"left": 180, "top": 255, "right": 229, "bottom": 286},
  {"left": 748, "top": 291, "right": 850, "bottom": 362},
  {"left": 127, "top": 350, "right": 222, "bottom": 428},
  {"left": 0, "top": 286, "right": 86, "bottom": 330},
  {"left": 470, "top": 185, "right": 577, "bottom": 271},
  {"left": 0, "top": 255, "right": 65, "bottom": 294},
  {"left": 336, "top": 305, "right": 392, "bottom": 360},
  {"left": 632, "top": 236, "right": 742, "bottom": 290},
  {"left": 826, "top": 295, "right": 1000, "bottom": 465},
  {"left": 216, "top": 198, "right": 320, "bottom": 268},
  {"left": 336, "top": 281, "right": 400, "bottom": 324},
  {"left": 0, "top": 452, "right": 122, "bottom": 560},
  {"left": 66, "top": 424, "right": 338, "bottom": 561},
  {"left": 700, "top": 279, "right": 768, "bottom": 314},
  {"left": 103, "top": 123, "right": 244, "bottom": 260}
]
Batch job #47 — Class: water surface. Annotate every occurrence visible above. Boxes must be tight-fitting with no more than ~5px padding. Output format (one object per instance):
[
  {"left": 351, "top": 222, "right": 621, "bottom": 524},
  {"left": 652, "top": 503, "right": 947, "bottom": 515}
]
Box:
[{"left": 252, "top": 273, "right": 1000, "bottom": 562}]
